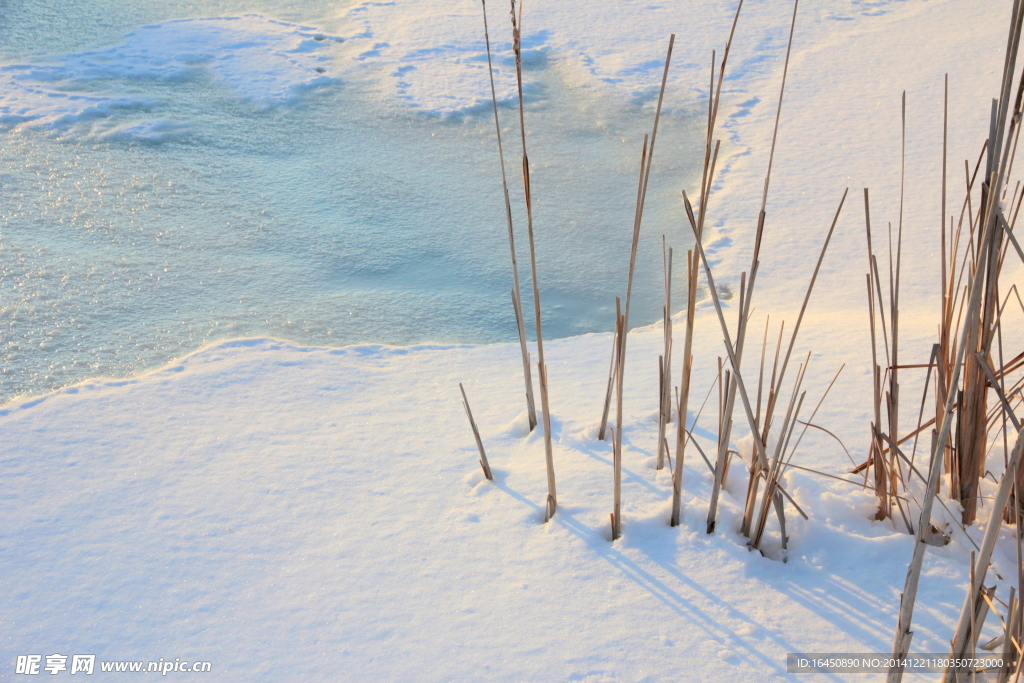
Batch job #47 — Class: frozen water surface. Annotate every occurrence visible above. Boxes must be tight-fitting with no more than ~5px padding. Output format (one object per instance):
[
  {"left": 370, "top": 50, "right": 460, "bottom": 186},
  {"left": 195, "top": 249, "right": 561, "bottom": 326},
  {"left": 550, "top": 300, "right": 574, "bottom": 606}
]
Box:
[{"left": 0, "top": 0, "right": 701, "bottom": 403}]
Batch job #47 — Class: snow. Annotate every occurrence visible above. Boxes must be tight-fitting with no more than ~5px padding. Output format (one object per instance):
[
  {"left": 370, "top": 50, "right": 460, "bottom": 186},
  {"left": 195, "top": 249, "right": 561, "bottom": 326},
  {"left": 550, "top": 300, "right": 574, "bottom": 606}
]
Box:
[
  {"left": 338, "top": 0, "right": 771, "bottom": 117},
  {"left": 3, "top": 0, "right": 1023, "bottom": 680},
  {"left": 0, "top": 15, "right": 341, "bottom": 132}
]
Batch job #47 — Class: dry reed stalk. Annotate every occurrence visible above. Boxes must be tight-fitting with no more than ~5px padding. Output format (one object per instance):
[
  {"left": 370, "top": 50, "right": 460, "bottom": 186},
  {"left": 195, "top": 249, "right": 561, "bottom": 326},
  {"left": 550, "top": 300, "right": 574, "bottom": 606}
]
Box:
[
  {"left": 864, "top": 190, "right": 894, "bottom": 518},
  {"left": 755, "top": 317, "right": 770, "bottom": 428},
  {"left": 598, "top": 34, "right": 675, "bottom": 440},
  {"left": 941, "top": 75, "right": 949, "bottom": 408},
  {"left": 692, "top": 0, "right": 744, "bottom": 236},
  {"left": 1012, "top": 366, "right": 1024, "bottom": 521},
  {"left": 800, "top": 420, "right": 857, "bottom": 468},
  {"left": 612, "top": 298, "right": 625, "bottom": 541},
  {"left": 997, "top": 248, "right": 1013, "bottom": 487},
  {"left": 657, "top": 238, "right": 674, "bottom": 470},
  {"left": 686, "top": 215, "right": 819, "bottom": 544},
  {"left": 509, "top": 0, "right": 556, "bottom": 520},
  {"left": 905, "top": 344, "right": 941, "bottom": 472},
  {"left": 1001, "top": 211, "right": 1024, "bottom": 266},
  {"left": 658, "top": 355, "right": 665, "bottom": 450},
  {"left": 598, "top": 135, "right": 648, "bottom": 440},
  {"left": 460, "top": 383, "right": 493, "bottom": 481},
  {"left": 673, "top": 30, "right": 732, "bottom": 530},
  {"left": 764, "top": 322, "right": 786, "bottom": 429},
  {"left": 1014, "top": 486, "right": 1023, "bottom": 681},
  {"left": 996, "top": 589, "right": 1020, "bottom": 683},
  {"left": 785, "top": 461, "right": 906, "bottom": 493},
  {"left": 719, "top": 353, "right": 728, "bottom": 446},
  {"left": 481, "top": 0, "right": 537, "bottom": 432},
  {"left": 717, "top": 354, "right": 726, "bottom": 438},
  {"left": 977, "top": 353, "right": 1021, "bottom": 431},
  {"left": 510, "top": 290, "right": 536, "bottom": 426},
  {"left": 885, "top": 95, "right": 907, "bottom": 520},
  {"left": 720, "top": 449, "right": 735, "bottom": 490},
  {"left": 942, "top": 101, "right": 1024, "bottom": 528},
  {"left": 672, "top": 250, "right": 697, "bottom": 526},
  {"left": 598, "top": 134, "right": 648, "bottom": 439},
  {"left": 598, "top": 318, "right": 620, "bottom": 441},
  {"left": 887, "top": 432, "right": 946, "bottom": 682}
]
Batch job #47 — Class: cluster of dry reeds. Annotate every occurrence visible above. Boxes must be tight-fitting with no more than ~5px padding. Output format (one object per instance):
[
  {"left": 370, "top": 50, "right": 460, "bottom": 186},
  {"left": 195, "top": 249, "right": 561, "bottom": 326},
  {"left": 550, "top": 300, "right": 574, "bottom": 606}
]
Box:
[
  {"left": 459, "top": 1, "right": 1024, "bottom": 676},
  {"left": 640, "top": 0, "right": 840, "bottom": 559},
  {"left": 584, "top": 0, "right": 830, "bottom": 553},
  {"left": 466, "top": 0, "right": 838, "bottom": 556},
  {"left": 884, "top": 0, "right": 1024, "bottom": 678}
]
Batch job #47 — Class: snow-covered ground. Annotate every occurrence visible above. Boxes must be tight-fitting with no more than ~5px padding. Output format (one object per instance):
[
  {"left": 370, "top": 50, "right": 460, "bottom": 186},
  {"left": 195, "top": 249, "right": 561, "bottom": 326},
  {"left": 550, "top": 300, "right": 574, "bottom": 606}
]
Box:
[{"left": 3, "top": 0, "right": 1022, "bottom": 680}]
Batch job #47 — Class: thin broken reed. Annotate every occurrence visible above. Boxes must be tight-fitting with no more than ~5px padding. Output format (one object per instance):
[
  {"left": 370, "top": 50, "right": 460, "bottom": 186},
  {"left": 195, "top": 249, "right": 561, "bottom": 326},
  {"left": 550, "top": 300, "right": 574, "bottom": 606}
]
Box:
[{"left": 460, "top": 383, "right": 493, "bottom": 481}]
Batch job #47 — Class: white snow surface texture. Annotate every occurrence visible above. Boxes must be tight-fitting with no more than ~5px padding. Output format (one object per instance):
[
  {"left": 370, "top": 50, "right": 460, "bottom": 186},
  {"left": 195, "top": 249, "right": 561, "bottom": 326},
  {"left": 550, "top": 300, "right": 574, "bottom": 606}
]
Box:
[{"left": 4, "top": 0, "right": 1024, "bottom": 681}]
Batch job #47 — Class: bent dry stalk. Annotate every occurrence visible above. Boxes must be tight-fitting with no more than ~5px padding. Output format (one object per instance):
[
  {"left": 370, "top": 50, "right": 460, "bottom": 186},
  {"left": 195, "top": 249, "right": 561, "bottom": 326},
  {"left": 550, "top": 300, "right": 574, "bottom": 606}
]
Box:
[{"left": 460, "top": 383, "right": 493, "bottom": 481}]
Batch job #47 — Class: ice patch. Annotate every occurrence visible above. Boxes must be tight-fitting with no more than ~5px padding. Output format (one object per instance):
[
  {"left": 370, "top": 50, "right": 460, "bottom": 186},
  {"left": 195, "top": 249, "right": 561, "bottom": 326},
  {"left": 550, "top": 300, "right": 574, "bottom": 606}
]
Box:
[{"left": 0, "top": 15, "right": 342, "bottom": 135}]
